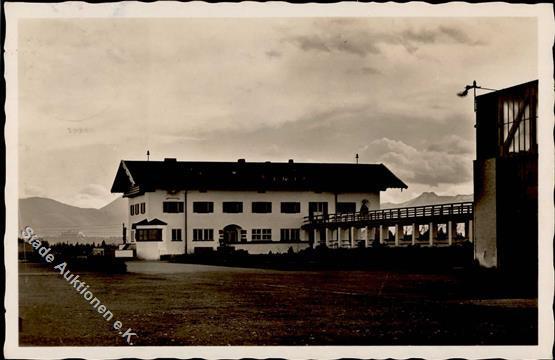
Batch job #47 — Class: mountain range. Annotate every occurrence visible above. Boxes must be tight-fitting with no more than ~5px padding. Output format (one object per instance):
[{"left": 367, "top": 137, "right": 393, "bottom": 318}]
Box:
[
  {"left": 380, "top": 192, "right": 473, "bottom": 209},
  {"left": 19, "top": 192, "right": 472, "bottom": 241},
  {"left": 18, "top": 196, "right": 127, "bottom": 239}
]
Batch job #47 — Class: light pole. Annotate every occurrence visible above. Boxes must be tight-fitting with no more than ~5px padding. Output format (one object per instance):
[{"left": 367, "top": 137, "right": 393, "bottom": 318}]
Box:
[{"left": 457, "top": 80, "right": 497, "bottom": 112}]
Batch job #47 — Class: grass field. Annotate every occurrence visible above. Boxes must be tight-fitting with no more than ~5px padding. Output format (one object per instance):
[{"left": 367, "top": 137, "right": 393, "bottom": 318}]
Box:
[{"left": 19, "top": 261, "right": 537, "bottom": 346}]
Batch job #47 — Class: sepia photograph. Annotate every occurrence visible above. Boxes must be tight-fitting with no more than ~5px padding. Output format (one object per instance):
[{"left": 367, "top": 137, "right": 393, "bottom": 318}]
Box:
[{"left": 4, "top": 2, "right": 554, "bottom": 359}]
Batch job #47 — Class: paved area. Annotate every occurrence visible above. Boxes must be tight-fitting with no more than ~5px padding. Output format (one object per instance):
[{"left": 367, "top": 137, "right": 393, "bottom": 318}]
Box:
[{"left": 19, "top": 261, "right": 537, "bottom": 346}]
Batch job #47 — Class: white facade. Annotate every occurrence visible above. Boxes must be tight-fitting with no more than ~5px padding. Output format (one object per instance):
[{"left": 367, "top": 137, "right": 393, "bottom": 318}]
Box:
[{"left": 125, "top": 189, "right": 380, "bottom": 260}]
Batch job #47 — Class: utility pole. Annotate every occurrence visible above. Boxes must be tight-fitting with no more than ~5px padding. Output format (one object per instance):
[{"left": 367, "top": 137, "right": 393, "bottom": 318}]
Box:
[
  {"left": 147, "top": 150, "right": 150, "bottom": 161},
  {"left": 355, "top": 153, "right": 359, "bottom": 164}
]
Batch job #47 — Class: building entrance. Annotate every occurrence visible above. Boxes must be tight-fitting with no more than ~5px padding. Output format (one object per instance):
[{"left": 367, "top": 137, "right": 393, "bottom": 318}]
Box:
[{"left": 222, "top": 224, "right": 242, "bottom": 245}]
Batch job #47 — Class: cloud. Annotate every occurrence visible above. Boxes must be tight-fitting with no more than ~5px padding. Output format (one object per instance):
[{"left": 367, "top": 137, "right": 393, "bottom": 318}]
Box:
[
  {"left": 265, "top": 50, "right": 282, "bottom": 58},
  {"left": 438, "top": 26, "right": 486, "bottom": 46},
  {"left": 344, "top": 66, "right": 382, "bottom": 77},
  {"left": 426, "top": 134, "right": 474, "bottom": 155},
  {"left": 286, "top": 33, "right": 381, "bottom": 57},
  {"left": 162, "top": 100, "right": 476, "bottom": 180},
  {"left": 21, "top": 184, "right": 45, "bottom": 198},
  {"left": 401, "top": 26, "right": 485, "bottom": 46},
  {"left": 62, "top": 184, "right": 117, "bottom": 208},
  {"left": 285, "top": 23, "right": 485, "bottom": 57},
  {"left": 288, "top": 35, "right": 331, "bottom": 53},
  {"left": 360, "top": 138, "right": 473, "bottom": 187},
  {"left": 79, "top": 184, "right": 109, "bottom": 197},
  {"left": 359, "top": 66, "right": 381, "bottom": 75},
  {"left": 68, "top": 186, "right": 117, "bottom": 209},
  {"left": 334, "top": 36, "right": 381, "bottom": 57},
  {"left": 401, "top": 28, "right": 439, "bottom": 44}
]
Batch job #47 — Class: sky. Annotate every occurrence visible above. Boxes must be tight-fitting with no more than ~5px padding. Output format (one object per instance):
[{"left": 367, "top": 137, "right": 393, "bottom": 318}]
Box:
[{"left": 17, "top": 17, "right": 538, "bottom": 208}]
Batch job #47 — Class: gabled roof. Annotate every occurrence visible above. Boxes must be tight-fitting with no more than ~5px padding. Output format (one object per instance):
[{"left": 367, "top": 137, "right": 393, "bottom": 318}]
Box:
[
  {"left": 131, "top": 218, "right": 168, "bottom": 229},
  {"left": 111, "top": 159, "right": 407, "bottom": 195}
]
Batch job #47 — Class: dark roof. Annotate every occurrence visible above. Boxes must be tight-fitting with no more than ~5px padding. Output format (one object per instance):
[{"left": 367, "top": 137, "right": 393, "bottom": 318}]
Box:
[
  {"left": 131, "top": 218, "right": 167, "bottom": 229},
  {"left": 111, "top": 159, "right": 407, "bottom": 195},
  {"left": 476, "top": 79, "right": 537, "bottom": 100}
]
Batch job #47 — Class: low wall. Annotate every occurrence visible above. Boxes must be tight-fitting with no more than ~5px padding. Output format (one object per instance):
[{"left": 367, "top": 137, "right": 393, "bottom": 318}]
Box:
[{"left": 115, "top": 249, "right": 134, "bottom": 258}]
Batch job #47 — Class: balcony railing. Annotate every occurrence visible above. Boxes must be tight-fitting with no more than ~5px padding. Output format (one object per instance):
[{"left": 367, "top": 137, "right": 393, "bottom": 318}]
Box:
[{"left": 303, "top": 202, "right": 473, "bottom": 226}]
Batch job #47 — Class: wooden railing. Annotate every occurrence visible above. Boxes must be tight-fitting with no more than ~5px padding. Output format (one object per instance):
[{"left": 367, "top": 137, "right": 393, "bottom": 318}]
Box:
[{"left": 303, "top": 202, "right": 473, "bottom": 225}]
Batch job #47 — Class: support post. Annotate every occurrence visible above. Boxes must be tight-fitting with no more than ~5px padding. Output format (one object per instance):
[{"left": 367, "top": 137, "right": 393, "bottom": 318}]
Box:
[
  {"left": 312, "top": 229, "right": 319, "bottom": 249},
  {"left": 429, "top": 222, "right": 434, "bottom": 246},
  {"left": 365, "top": 226, "right": 370, "bottom": 247},
  {"left": 394, "top": 224, "right": 400, "bottom": 247},
  {"left": 468, "top": 220, "right": 473, "bottom": 242},
  {"left": 379, "top": 225, "right": 384, "bottom": 244},
  {"left": 448, "top": 220, "right": 453, "bottom": 246},
  {"left": 326, "top": 228, "right": 331, "bottom": 248},
  {"left": 412, "top": 223, "right": 417, "bottom": 245},
  {"left": 350, "top": 227, "right": 355, "bottom": 248}
]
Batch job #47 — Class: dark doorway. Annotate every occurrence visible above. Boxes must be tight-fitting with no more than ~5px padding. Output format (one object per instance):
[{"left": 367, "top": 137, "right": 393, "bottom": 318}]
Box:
[{"left": 222, "top": 224, "right": 242, "bottom": 246}]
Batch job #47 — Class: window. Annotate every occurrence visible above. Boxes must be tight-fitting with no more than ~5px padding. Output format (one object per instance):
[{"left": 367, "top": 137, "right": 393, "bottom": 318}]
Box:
[
  {"left": 280, "top": 228, "right": 300, "bottom": 242},
  {"left": 252, "top": 229, "right": 272, "bottom": 241},
  {"left": 223, "top": 202, "right": 243, "bottom": 213},
  {"left": 140, "top": 203, "right": 146, "bottom": 214},
  {"left": 336, "top": 202, "right": 356, "bottom": 214},
  {"left": 193, "top": 229, "right": 214, "bottom": 241},
  {"left": 130, "top": 230, "right": 135, "bottom": 242},
  {"left": 136, "top": 229, "right": 162, "bottom": 242},
  {"left": 281, "top": 202, "right": 300, "bottom": 213},
  {"left": 309, "top": 202, "right": 328, "bottom": 220},
  {"left": 130, "top": 205, "right": 134, "bottom": 216},
  {"left": 171, "top": 229, "right": 182, "bottom": 241},
  {"left": 309, "top": 202, "right": 328, "bottom": 215},
  {"left": 134, "top": 204, "right": 140, "bottom": 215},
  {"left": 252, "top": 202, "right": 272, "bottom": 213},
  {"left": 192, "top": 202, "right": 213, "bottom": 213},
  {"left": 163, "top": 201, "right": 184, "bottom": 213},
  {"left": 501, "top": 97, "right": 533, "bottom": 154}
]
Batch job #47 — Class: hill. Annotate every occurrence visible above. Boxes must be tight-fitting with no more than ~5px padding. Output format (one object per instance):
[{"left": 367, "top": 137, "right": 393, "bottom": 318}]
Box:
[
  {"left": 19, "top": 197, "right": 127, "bottom": 241},
  {"left": 381, "top": 192, "right": 473, "bottom": 209}
]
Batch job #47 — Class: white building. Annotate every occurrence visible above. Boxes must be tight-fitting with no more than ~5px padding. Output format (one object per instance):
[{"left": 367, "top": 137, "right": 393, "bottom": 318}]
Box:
[{"left": 111, "top": 158, "right": 406, "bottom": 260}]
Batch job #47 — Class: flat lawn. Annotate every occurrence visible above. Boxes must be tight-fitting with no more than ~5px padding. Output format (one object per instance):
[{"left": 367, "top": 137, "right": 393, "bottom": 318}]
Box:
[{"left": 18, "top": 261, "right": 537, "bottom": 346}]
